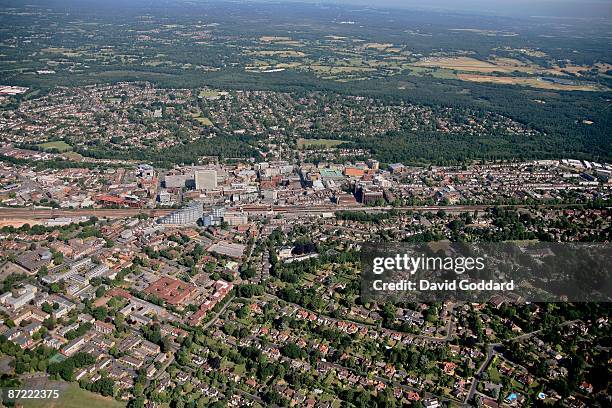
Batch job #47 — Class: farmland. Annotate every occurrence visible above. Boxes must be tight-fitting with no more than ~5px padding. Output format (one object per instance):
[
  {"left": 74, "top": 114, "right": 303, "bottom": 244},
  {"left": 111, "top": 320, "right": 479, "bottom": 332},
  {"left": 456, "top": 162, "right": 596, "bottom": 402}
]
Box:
[
  {"left": 456, "top": 74, "right": 605, "bottom": 91},
  {"left": 410, "top": 56, "right": 610, "bottom": 91}
]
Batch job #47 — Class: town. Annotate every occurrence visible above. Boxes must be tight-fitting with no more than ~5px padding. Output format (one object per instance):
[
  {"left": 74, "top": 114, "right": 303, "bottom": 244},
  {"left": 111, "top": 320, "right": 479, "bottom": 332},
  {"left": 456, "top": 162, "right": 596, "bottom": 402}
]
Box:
[
  {"left": 0, "top": 129, "right": 610, "bottom": 407},
  {"left": 0, "top": 0, "right": 610, "bottom": 405}
]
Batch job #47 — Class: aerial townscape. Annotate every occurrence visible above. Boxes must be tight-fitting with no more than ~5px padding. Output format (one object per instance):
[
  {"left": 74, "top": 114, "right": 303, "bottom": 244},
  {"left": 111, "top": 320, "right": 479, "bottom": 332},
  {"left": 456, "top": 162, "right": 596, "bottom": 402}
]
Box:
[{"left": 0, "top": 1, "right": 610, "bottom": 408}]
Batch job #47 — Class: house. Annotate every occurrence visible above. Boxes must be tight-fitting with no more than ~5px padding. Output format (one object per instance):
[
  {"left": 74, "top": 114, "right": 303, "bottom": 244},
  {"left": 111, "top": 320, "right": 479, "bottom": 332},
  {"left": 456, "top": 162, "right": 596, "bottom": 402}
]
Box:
[
  {"left": 423, "top": 398, "right": 439, "bottom": 408},
  {"left": 63, "top": 336, "right": 87, "bottom": 356},
  {"left": 94, "top": 320, "right": 114, "bottom": 334}
]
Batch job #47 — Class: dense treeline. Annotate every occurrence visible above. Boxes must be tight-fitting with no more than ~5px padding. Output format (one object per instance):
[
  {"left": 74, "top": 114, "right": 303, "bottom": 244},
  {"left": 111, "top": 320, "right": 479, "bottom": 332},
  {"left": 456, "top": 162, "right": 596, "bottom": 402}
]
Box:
[{"left": 74, "top": 133, "right": 261, "bottom": 166}]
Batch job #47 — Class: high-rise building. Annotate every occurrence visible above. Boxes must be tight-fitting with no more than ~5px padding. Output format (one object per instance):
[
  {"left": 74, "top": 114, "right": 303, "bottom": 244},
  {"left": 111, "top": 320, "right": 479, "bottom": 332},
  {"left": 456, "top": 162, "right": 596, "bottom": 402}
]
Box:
[{"left": 195, "top": 170, "right": 217, "bottom": 191}]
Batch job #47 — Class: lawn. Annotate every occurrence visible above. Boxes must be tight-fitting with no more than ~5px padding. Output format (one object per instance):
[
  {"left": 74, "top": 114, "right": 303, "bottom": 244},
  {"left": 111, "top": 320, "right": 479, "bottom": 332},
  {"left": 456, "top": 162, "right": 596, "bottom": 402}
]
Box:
[
  {"left": 189, "top": 111, "right": 214, "bottom": 126},
  {"left": 48, "top": 353, "right": 66, "bottom": 364},
  {"left": 194, "top": 116, "right": 213, "bottom": 126},
  {"left": 297, "top": 138, "right": 348, "bottom": 148},
  {"left": 487, "top": 365, "right": 502, "bottom": 382},
  {"left": 17, "top": 381, "right": 125, "bottom": 408},
  {"left": 36, "top": 141, "right": 72, "bottom": 152},
  {"left": 198, "top": 89, "right": 221, "bottom": 98}
]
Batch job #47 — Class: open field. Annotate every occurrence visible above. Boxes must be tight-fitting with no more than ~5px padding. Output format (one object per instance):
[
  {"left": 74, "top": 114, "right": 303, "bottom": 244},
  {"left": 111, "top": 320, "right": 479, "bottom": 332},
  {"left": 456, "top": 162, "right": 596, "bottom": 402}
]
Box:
[
  {"left": 17, "top": 380, "right": 125, "bottom": 408},
  {"left": 61, "top": 151, "right": 83, "bottom": 160},
  {"left": 194, "top": 116, "right": 213, "bottom": 126},
  {"left": 297, "top": 138, "right": 347, "bottom": 148},
  {"left": 190, "top": 113, "right": 213, "bottom": 126},
  {"left": 411, "top": 56, "right": 608, "bottom": 82},
  {"left": 456, "top": 73, "right": 604, "bottom": 91},
  {"left": 0, "top": 219, "right": 45, "bottom": 228},
  {"left": 362, "top": 42, "right": 394, "bottom": 50},
  {"left": 309, "top": 65, "right": 375, "bottom": 74},
  {"left": 36, "top": 141, "right": 72, "bottom": 152},
  {"left": 412, "top": 56, "right": 546, "bottom": 74},
  {"left": 198, "top": 89, "right": 221, "bottom": 98},
  {"left": 259, "top": 36, "right": 292, "bottom": 42},
  {"left": 251, "top": 50, "right": 306, "bottom": 57}
]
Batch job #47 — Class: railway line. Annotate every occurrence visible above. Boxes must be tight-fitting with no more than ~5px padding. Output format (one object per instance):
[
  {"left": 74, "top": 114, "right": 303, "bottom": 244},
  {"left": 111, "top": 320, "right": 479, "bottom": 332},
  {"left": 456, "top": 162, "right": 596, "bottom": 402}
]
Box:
[{"left": 0, "top": 202, "right": 588, "bottom": 221}]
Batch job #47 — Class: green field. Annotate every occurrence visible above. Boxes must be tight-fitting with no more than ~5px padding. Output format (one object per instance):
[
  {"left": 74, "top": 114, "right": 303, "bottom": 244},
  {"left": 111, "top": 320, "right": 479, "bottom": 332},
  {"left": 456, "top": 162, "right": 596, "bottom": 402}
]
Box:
[
  {"left": 18, "top": 381, "right": 125, "bottom": 408},
  {"left": 193, "top": 116, "right": 213, "bottom": 126},
  {"left": 190, "top": 112, "right": 214, "bottom": 125},
  {"left": 198, "top": 89, "right": 221, "bottom": 98},
  {"left": 36, "top": 141, "right": 72, "bottom": 152},
  {"left": 297, "top": 138, "right": 348, "bottom": 148}
]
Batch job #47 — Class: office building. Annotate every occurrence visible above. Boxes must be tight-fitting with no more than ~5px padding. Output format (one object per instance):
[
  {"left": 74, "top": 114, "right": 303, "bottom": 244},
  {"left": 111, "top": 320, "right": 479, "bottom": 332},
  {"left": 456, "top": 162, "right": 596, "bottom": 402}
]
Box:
[{"left": 158, "top": 202, "right": 203, "bottom": 225}]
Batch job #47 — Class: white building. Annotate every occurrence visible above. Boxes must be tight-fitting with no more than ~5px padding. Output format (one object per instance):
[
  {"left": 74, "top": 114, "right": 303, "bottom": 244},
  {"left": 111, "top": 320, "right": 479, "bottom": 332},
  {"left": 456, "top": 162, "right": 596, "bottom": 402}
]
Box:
[{"left": 0, "top": 284, "right": 37, "bottom": 310}]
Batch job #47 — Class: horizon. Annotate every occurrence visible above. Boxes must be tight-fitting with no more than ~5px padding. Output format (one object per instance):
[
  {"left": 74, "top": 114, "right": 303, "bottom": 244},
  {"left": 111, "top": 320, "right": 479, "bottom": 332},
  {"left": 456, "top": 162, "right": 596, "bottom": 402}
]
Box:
[{"left": 2, "top": 0, "right": 611, "bottom": 19}]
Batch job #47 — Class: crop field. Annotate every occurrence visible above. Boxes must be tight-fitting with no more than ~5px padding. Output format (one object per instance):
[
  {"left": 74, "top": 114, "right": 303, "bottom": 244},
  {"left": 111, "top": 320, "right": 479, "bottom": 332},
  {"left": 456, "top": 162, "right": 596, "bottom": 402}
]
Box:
[
  {"left": 412, "top": 56, "right": 545, "bottom": 74},
  {"left": 410, "top": 56, "right": 608, "bottom": 90}
]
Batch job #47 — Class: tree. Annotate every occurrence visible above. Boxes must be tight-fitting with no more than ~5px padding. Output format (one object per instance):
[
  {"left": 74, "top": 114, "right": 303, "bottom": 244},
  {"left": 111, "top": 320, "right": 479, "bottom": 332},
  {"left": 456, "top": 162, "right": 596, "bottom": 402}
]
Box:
[
  {"left": 92, "top": 307, "right": 107, "bottom": 321},
  {"left": 95, "top": 286, "right": 106, "bottom": 298},
  {"left": 42, "top": 302, "right": 53, "bottom": 314}
]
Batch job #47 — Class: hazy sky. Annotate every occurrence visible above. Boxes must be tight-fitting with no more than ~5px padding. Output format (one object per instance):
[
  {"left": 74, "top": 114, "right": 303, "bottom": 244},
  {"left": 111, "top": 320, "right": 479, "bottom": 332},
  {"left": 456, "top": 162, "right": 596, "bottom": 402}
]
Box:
[{"left": 290, "top": 0, "right": 612, "bottom": 18}]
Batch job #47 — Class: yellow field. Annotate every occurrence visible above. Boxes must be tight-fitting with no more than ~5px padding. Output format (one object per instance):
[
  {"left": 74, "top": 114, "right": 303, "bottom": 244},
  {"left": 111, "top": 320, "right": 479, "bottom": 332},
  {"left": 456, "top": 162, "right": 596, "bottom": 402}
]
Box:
[
  {"left": 252, "top": 50, "right": 306, "bottom": 57},
  {"left": 457, "top": 74, "right": 601, "bottom": 91},
  {"left": 412, "top": 57, "right": 542, "bottom": 74},
  {"left": 260, "top": 36, "right": 292, "bottom": 42},
  {"left": 363, "top": 43, "right": 394, "bottom": 50},
  {"left": 275, "top": 62, "right": 302, "bottom": 69},
  {"left": 411, "top": 56, "right": 607, "bottom": 81}
]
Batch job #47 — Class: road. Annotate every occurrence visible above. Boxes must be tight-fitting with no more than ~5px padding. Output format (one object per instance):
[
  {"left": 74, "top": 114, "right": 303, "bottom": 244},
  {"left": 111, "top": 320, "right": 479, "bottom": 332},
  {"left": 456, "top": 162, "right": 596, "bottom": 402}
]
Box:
[
  {"left": 465, "top": 319, "right": 581, "bottom": 404},
  {"left": 201, "top": 295, "right": 235, "bottom": 330},
  {"left": 465, "top": 344, "right": 501, "bottom": 403}
]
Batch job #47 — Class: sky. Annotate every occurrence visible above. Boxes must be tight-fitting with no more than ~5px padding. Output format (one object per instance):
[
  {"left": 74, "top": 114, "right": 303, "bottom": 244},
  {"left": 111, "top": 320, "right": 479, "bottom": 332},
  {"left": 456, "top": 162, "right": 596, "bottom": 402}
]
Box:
[{"left": 287, "top": 0, "right": 612, "bottom": 18}]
